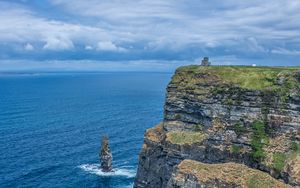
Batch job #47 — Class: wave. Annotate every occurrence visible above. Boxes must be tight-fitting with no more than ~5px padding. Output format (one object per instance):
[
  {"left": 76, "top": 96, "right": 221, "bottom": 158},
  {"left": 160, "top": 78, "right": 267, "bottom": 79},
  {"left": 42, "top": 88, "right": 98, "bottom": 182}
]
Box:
[{"left": 78, "top": 164, "right": 136, "bottom": 178}]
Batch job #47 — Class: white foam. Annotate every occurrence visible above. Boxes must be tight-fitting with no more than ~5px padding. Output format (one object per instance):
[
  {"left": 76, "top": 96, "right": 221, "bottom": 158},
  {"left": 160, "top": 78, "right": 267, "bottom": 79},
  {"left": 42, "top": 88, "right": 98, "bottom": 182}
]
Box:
[{"left": 79, "top": 164, "right": 136, "bottom": 178}]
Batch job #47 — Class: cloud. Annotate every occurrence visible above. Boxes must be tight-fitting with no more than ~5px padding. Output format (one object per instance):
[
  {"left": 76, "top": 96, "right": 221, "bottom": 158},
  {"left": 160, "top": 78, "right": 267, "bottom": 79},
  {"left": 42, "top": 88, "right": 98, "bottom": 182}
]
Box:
[
  {"left": 246, "top": 37, "right": 267, "bottom": 53},
  {"left": 85, "top": 45, "right": 93, "bottom": 50},
  {"left": 96, "top": 41, "right": 127, "bottom": 52},
  {"left": 24, "top": 43, "right": 34, "bottom": 51},
  {"left": 43, "top": 37, "right": 74, "bottom": 50},
  {"left": 0, "top": 2, "right": 114, "bottom": 50},
  {"left": 271, "top": 48, "right": 300, "bottom": 56},
  {"left": 0, "top": 0, "right": 300, "bottom": 68},
  {"left": 49, "top": 0, "right": 300, "bottom": 44}
]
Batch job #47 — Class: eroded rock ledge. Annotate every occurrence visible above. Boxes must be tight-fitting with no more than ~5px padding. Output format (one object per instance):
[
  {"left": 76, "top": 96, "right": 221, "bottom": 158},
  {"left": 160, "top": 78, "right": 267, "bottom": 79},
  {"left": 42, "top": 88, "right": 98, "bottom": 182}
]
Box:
[
  {"left": 167, "top": 160, "right": 290, "bottom": 188},
  {"left": 134, "top": 66, "right": 300, "bottom": 188}
]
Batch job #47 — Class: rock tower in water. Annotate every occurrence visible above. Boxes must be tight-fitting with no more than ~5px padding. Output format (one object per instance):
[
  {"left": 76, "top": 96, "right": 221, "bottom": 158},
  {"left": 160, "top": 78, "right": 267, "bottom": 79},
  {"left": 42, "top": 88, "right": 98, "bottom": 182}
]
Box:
[{"left": 99, "top": 135, "right": 113, "bottom": 172}]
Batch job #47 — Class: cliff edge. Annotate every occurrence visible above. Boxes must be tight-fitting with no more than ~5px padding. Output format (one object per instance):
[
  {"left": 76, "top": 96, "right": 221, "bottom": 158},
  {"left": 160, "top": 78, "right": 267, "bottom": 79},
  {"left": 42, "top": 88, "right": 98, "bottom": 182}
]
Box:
[{"left": 134, "top": 66, "right": 300, "bottom": 188}]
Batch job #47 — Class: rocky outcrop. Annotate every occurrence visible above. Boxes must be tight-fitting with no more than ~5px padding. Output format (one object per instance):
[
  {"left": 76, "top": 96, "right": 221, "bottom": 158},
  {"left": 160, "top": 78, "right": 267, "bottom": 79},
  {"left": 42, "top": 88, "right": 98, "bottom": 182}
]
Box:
[
  {"left": 134, "top": 66, "right": 300, "bottom": 188},
  {"left": 100, "top": 136, "right": 113, "bottom": 172}
]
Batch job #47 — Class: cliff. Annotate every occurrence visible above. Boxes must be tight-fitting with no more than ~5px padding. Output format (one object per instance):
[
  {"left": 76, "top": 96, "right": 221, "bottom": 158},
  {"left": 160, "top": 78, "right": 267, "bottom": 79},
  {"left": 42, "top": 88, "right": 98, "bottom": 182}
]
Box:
[{"left": 134, "top": 66, "right": 300, "bottom": 188}]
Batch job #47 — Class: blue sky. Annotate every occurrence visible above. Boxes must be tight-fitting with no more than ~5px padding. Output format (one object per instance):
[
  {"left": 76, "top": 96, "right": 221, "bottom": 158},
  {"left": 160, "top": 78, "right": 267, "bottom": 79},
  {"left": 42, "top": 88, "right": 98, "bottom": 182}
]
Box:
[{"left": 0, "top": 0, "right": 300, "bottom": 71}]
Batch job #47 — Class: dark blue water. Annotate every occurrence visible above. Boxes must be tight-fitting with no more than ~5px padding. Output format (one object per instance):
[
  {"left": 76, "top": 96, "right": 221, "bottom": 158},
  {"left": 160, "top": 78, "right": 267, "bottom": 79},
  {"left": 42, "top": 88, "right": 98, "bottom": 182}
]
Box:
[{"left": 0, "top": 72, "right": 171, "bottom": 188}]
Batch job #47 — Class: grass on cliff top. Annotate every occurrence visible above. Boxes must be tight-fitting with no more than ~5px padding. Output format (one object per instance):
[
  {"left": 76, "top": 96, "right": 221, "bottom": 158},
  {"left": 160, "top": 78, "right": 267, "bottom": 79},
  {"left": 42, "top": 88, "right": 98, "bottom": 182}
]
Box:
[
  {"left": 174, "top": 65, "right": 300, "bottom": 90},
  {"left": 176, "top": 160, "right": 290, "bottom": 188},
  {"left": 166, "top": 131, "right": 206, "bottom": 145}
]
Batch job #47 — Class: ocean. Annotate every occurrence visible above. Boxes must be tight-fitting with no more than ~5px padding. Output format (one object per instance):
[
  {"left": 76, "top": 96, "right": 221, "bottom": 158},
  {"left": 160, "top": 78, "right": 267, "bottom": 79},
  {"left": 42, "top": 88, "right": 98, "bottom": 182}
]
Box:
[{"left": 0, "top": 72, "right": 171, "bottom": 188}]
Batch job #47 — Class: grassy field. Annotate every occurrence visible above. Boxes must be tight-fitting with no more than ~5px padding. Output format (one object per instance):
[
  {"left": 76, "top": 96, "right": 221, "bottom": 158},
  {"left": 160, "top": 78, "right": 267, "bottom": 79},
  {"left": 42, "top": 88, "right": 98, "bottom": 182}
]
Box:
[
  {"left": 174, "top": 65, "right": 300, "bottom": 90},
  {"left": 166, "top": 131, "right": 206, "bottom": 145},
  {"left": 176, "top": 160, "right": 290, "bottom": 188}
]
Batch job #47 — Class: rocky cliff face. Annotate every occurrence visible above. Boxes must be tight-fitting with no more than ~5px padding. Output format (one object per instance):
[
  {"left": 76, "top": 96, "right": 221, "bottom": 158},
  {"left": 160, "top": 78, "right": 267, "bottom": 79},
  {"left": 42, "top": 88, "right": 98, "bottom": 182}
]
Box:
[{"left": 134, "top": 66, "right": 300, "bottom": 188}]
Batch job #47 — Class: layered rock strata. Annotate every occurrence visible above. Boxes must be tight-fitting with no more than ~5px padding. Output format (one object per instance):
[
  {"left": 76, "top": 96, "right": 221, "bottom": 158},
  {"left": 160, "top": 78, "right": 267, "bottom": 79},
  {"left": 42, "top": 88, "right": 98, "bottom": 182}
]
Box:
[
  {"left": 100, "top": 136, "right": 113, "bottom": 172},
  {"left": 134, "top": 66, "right": 300, "bottom": 188}
]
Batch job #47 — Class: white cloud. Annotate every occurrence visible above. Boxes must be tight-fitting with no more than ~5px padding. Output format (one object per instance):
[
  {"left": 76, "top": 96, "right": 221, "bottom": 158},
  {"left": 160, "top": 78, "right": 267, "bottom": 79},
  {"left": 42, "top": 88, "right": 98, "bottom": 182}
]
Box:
[
  {"left": 245, "top": 37, "right": 268, "bottom": 53},
  {"left": 24, "top": 43, "right": 34, "bottom": 51},
  {"left": 271, "top": 48, "right": 300, "bottom": 56},
  {"left": 1, "top": 0, "right": 300, "bottom": 61},
  {"left": 45, "top": 0, "right": 300, "bottom": 60},
  {"left": 43, "top": 37, "right": 74, "bottom": 50},
  {"left": 85, "top": 45, "right": 93, "bottom": 50},
  {"left": 0, "top": 2, "right": 114, "bottom": 50},
  {"left": 96, "top": 41, "right": 127, "bottom": 52}
]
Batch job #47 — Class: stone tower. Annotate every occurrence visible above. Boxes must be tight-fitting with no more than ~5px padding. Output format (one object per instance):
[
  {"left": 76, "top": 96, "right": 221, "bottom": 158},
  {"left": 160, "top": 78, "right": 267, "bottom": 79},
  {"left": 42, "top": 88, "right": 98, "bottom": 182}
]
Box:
[{"left": 201, "top": 57, "right": 211, "bottom": 66}]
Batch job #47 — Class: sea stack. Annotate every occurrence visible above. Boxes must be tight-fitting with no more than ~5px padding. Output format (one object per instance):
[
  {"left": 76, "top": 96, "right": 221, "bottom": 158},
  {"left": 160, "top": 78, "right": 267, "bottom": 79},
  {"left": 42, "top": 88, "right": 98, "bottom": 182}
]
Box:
[{"left": 99, "top": 135, "right": 113, "bottom": 172}]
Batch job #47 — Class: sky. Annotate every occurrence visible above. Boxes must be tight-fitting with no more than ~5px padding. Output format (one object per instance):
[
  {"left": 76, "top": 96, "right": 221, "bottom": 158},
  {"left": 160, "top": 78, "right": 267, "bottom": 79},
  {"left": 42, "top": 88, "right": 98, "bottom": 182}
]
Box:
[{"left": 0, "top": 0, "right": 300, "bottom": 72}]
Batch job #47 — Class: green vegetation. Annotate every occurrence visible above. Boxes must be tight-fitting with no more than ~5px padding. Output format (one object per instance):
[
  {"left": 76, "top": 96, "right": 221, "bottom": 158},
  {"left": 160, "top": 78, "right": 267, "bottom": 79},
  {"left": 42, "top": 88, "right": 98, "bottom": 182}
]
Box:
[
  {"left": 261, "top": 106, "right": 270, "bottom": 125},
  {"left": 174, "top": 65, "right": 300, "bottom": 91},
  {"left": 174, "top": 114, "right": 181, "bottom": 120},
  {"left": 193, "top": 124, "right": 203, "bottom": 132},
  {"left": 234, "top": 123, "right": 246, "bottom": 136},
  {"left": 250, "top": 121, "right": 269, "bottom": 162},
  {"left": 269, "top": 142, "right": 300, "bottom": 173},
  {"left": 167, "top": 131, "right": 206, "bottom": 145},
  {"left": 272, "top": 153, "right": 287, "bottom": 172},
  {"left": 291, "top": 141, "right": 299, "bottom": 151},
  {"left": 288, "top": 142, "right": 300, "bottom": 159},
  {"left": 291, "top": 132, "right": 297, "bottom": 140},
  {"left": 231, "top": 145, "right": 242, "bottom": 154},
  {"left": 248, "top": 175, "right": 260, "bottom": 188},
  {"left": 224, "top": 98, "right": 234, "bottom": 106},
  {"left": 247, "top": 175, "right": 286, "bottom": 188},
  {"left": 250, "top": 127, "right": 299, "bottom": 173}
]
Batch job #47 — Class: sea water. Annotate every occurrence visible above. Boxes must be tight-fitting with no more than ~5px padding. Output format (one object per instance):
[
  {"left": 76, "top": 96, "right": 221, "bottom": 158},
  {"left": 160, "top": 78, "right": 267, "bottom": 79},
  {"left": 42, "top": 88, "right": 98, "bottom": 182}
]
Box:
[{"left": 0, "top": 72, "right": 171, "bottom": 188}]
